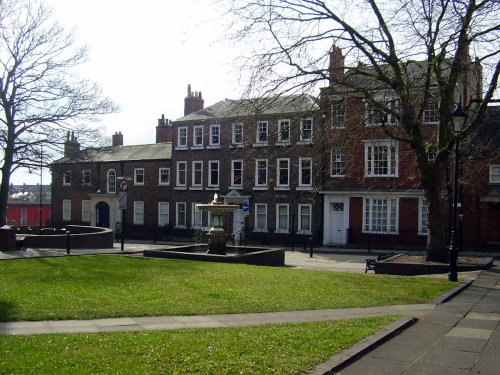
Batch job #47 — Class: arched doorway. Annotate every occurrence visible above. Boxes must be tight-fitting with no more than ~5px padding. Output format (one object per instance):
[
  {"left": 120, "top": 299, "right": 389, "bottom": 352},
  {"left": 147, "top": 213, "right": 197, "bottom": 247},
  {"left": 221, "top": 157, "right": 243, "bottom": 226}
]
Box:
[{"left": 96, "top": 201, "right": 110, "bottom": 228}]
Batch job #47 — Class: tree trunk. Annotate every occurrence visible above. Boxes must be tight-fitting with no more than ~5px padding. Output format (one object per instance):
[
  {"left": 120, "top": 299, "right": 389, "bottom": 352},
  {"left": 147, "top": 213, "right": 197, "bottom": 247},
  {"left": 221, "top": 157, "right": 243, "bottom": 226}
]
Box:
[
  {"left": 424, "top": 183, "right": 448, "bottom": 262},
  {"left": 0, "top": 163, "right": 12, "bottom": 227}
]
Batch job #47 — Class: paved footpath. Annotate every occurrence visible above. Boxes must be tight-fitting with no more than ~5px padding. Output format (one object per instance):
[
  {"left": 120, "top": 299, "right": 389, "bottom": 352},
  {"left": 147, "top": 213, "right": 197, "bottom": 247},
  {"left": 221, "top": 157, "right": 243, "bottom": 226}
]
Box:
[{"left": 1, "top": 244, "right": 499, "bottom": 374}]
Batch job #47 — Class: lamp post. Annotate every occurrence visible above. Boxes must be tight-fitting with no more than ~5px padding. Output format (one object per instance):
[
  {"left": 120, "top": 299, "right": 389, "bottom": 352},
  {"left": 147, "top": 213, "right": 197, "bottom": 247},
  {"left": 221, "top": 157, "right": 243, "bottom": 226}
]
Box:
[{"left": 448, "top": 101, "right": 467, "bottom": 282}]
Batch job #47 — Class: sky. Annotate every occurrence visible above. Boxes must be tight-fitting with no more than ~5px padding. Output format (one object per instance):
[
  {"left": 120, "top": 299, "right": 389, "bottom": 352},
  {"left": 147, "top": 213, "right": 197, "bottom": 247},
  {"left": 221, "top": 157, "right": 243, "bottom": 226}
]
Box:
[{"left": 11, "top": 0, "right": 243, "bottom": 185}]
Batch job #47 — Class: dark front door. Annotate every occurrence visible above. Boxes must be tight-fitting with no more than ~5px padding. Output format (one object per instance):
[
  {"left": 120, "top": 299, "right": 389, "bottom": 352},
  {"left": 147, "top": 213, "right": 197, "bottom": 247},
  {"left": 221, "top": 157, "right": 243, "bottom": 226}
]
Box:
[
  {"left": 488, "top": 204, "right": 500, "bottom": 243},
  {"left": 96, "top": 201, "right": 110, "bottom": 228}
]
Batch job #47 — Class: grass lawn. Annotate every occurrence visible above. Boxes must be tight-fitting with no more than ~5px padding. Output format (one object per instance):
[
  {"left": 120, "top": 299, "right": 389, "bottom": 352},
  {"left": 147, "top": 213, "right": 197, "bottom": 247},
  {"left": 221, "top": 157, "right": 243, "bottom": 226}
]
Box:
[
  {"left": 0, "top": 255, "right": 455, "bottom": 322},
  {"left": 0, "top": 316, "right": 397, "bottom": 374}
]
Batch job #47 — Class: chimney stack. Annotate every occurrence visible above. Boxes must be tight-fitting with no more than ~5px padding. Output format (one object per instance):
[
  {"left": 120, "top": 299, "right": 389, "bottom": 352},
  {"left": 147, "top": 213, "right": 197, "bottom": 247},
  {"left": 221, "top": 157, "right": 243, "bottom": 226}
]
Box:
[
  {"left": 64, "top": 131, "right": 80, "bottom": 158},
  {"left": 184, "top": 84, "right": 204, "bottom": 115},
  {"left": 112, "top": 131, "right": 123, "bottom": 146},
  {"left": 156, "top": 114, "right": 172, "bottom": 143},
  {"left": 329, "top": 45, "right": 345, "bottom": 83}
]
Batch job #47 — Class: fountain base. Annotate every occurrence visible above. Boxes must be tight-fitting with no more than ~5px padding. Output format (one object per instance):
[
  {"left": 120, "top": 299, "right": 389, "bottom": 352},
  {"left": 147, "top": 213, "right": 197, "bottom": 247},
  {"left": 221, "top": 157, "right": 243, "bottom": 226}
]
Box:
[{"left": 207, "top": 228, "right": 227, "bottom": 255}]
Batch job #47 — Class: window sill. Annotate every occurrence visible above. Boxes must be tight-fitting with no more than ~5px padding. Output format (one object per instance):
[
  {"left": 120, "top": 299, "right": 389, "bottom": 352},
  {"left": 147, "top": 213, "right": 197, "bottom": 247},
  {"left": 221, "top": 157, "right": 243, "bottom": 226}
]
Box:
[
  {"left": 253, "top": 143, "right": 268, "bottom": 147},
  {"left": 158, "top": 183, "right": 170, "bottom": 186},
  {"left": 362, "top": 231, "right": 399, "bottom": 236},
  {"left": 364, "top": 175, "right": 399, "bottom": 178},
  {"left": 297, "top": 186, "right": 312, "bottom": 191},
  {"left": 175, "top": 146, "right": 189, "bottom": 151},
  {"left": 229, "top": 144, "right": 244, "bottom": 149},
  {"left": 330, "top": 175, "right": 345, "bottom": 178},
  {"left": 207, "top": 145, "right": 220, "bottom": 150},
  {"left": 253, "top": 186, "right": 268, "bottom": 191},
  {"left": 276, "top": 142, "right": 291, "bottom": 146},
  {"left": 274, "top": 186, "right": 290, "bottom": 191},
  {"left": 206, "top": 187, "right": 220, "bottom": 191},
  {"left": 190, "top": 146, "right": 204, "bottom": 150},
  {"left": 229, "top": 186, "right": 243, "bottom": 190},
  {"left": 297, "top": 230, "right": 312, "bottom": 235},
  {"left": 275, "top": 230, "right": 289, "bottom": 234},
  {"left": 174, "top": 225, "right": 187, "bottom": 229},
  {"left": 297, "top": 141, "right": 313, "bottom": 145},
  {"left": 189, "top": 187, "right": 203, "bottom": 190},
  {"left": 174, "top": 186, "right": 187, "bottom": 190},
  {"left": 253, "top": 229, "right": 269, "bottom": 233}
]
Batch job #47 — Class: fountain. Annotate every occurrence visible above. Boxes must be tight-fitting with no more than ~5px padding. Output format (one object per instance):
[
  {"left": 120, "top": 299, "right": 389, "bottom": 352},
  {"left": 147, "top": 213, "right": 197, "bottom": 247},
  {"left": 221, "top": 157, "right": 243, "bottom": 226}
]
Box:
[
  {"left": 195, "top": 194, "right": 239, "bottom": 255},
  {"left": 143, "top": 194, "right": 285, "bottom": 266}
]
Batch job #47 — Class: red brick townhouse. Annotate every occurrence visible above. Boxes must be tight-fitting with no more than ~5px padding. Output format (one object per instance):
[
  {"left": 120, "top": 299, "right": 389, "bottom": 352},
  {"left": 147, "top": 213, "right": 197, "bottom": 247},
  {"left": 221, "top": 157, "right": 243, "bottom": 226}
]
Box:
[
  {"left": 51, "top": 123, "right": 172, "bottom": 239},
  {"left": 318, "top": 46, "right": 497, "bottom": 249},
  {"left": 169, "top": 91, "right": 323, "bottom": 246}
]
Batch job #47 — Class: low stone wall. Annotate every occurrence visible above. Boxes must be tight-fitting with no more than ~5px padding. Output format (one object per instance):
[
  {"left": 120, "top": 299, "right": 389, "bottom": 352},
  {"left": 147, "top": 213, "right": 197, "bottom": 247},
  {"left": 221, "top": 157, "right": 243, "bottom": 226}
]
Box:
[
  {"left": 144, "top": 246, "right": 285, "bottom": 267},
  {"left": 20, "top": 225, "right": 114, "bottom": 249}
]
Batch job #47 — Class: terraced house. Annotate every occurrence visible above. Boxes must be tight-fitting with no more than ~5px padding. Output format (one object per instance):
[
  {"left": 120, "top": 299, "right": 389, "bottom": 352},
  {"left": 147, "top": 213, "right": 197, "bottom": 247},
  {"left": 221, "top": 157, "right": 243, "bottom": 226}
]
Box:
[{"left": 51, "top": 47, "right": 499, "bottom": 250}]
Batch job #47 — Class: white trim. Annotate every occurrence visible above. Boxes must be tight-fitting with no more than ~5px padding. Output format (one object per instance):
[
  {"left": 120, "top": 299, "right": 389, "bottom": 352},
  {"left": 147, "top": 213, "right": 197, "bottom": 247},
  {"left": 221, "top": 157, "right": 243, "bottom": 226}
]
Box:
[
  {"left": 193, "top": 125, "right": 204, "bottom": 147},
  {"left": 209, "top": 124, "right": 220, "bottom": 146},
  {"left": 134, "top": 168, "right": 145, "bottom": 185},
  {"left": 192, "top": 161, "right": 203, "bottom": 187},
  {"left": 276, "top": 203, "right": 289, "bottom": 233}
]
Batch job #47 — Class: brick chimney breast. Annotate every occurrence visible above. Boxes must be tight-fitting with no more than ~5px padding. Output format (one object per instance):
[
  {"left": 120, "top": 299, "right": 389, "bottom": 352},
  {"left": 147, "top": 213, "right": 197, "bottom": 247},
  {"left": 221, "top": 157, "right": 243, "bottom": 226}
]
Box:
[
  {"left": 156, "top": 114, "right": 172, "bottom": 143},
  {"left": 184, "top": 84, "right": 204, "bottom": 115},
  {"left": 112, "top": 131, "right": 123, "bottom": 146},
  {"left": 329, "top": 45, "right": 345, "bottom": 82}
]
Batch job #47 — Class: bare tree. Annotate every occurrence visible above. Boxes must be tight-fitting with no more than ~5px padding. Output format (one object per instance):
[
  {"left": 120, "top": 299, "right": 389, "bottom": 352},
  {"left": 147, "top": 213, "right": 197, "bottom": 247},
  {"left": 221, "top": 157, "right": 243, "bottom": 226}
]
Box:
[
  {"left": 0, "top": 0, "right": 118, "bottom": 226},
  {"left": 222, "top": 0, "right": 499, "bottom": 261}
]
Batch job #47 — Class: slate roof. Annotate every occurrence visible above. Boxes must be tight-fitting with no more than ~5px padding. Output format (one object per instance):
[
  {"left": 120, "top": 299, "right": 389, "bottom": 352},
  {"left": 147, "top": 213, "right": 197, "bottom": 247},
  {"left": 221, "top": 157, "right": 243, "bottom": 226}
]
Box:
[
  {"left": 463, "top": 105, "right": 500, "bottom": 154},
  {"left": 54, "top": 142, "right": 172, "bottom": 164},
  {"left": 176, "top": 94, "right": 318, "bottom": 122}
]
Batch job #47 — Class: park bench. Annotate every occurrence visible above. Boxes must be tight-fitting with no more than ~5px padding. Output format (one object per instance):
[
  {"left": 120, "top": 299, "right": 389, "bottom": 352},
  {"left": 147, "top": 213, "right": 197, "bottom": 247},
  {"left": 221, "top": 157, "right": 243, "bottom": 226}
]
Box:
[{"left": 365, "top": 253, "right": 394, "bottom": 273}]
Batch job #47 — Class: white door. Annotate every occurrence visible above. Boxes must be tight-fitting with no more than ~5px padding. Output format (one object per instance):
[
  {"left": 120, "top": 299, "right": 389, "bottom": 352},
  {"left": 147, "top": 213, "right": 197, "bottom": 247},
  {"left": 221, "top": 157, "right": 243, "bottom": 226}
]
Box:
[
  {"left": 232, "top": 209, "right": 245, "bottom": 244},
  {"left": 331, "top": 202, "right": 345, "bottom": 244}
]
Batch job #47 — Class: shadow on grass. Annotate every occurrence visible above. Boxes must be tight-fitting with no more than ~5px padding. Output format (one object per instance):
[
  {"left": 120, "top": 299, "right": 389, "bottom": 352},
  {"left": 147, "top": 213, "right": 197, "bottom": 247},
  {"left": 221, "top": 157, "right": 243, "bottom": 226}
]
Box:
[{"left": 0, "top": 301, "right": 17, "bottom": 322}]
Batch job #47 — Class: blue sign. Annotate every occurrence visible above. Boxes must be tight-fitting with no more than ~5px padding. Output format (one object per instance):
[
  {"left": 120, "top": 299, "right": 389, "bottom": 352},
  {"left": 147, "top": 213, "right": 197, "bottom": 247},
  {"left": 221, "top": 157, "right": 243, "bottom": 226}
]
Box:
[{"left": 242, "top": 202, "right": 249, "bottom": 213}]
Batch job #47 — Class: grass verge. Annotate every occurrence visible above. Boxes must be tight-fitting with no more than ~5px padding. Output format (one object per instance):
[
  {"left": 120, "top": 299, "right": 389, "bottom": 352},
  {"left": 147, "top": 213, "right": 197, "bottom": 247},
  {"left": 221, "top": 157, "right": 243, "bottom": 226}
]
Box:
[
  {"left": 0, "top": 316, "right": 397, "bottom": 374},
  {"left": 0, "top": 255, "right": 455, "bottom": 322}
]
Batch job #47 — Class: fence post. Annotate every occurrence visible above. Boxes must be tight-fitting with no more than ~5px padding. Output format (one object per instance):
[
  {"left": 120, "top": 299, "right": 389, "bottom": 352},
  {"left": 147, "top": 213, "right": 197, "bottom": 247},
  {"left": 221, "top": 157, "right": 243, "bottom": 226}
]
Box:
[
  {"left": 309, "top": 236, "right": 313, "bottom": 258},
  {"left": 66, "top": 230, "right": 71, "bottom": 255}
]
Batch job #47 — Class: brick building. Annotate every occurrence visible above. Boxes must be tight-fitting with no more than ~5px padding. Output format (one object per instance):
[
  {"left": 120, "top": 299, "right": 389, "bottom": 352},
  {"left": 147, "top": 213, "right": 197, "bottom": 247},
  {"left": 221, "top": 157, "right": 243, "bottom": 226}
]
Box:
[{"left": 50, "top": 48, "right": 498, "bottom": 249}]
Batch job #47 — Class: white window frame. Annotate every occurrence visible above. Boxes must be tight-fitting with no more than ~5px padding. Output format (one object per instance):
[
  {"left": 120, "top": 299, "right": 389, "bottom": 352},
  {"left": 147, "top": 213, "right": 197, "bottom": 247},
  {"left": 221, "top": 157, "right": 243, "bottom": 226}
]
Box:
[
  {"left": 208, "top": 160, "right": 220, "bottom": 188},
  {"left": 231, "top": 160, "right": 243, "bottom": 188},
  {"left": 331, "top": 100, "right": 346, "bottom": 128},
  {"left": 134, "top": 168, "right": 144, "bottom": 185},
  {"left": 133, "top": 201, "right": 144, "bottom": 225},
  {"left": 364, "top": 139, "right": 399, "bottom": 177},
  {"left": 192, "top": 161, "right": 203, "bottom": 187},
  {"left": 331, "top": 148, "right": 346, "bottom": 177},
  {"left": 107, "top": 169, "right": 116, "bottom": 193},
  {"left": 418, "top": 197, "right": 428, "bottom": 236},
  {"left": 365, "top": 98, "right": 399, "bottom": 126},
  {"left": 300, "top": 118, "right": 313, "bottom": 142},
  {"left": 254, "top": 203, "right": 268, "bottom": 232},
  {"left": 158, "top": 202, "right": 169, "bottom": 227},
  {"left": 175, "top": 202, "right": 187, "bottom": 228},
  {"left": 176, "top": 161, "right": 187, "bottom": 187},
  {"left": 276, "top": 204, "right": 289, "bottom": 233},
  {"left": 277, "top": 119, "right": 291, "bottom": 143},
  {"left": 255, "top": 159, "right": 268, "bottom": 187},
  {"left": 276, "top": 158, "right": 290, "bottom": 188},
  {"left": 209, "top": 124, "right": 220, "bottom": 147},
  {"left": 363, "top": 197, "right": 399, "bottom": 234},
  {"left": 256, "top": 121, "right": 268, "bottom": 144},
  {"left": 63, "top": 171, "right": 71, "bottom": 186},
  {"left": 159, "top": 167, "right": 170, "bottom": 185},
  {"left": 82, "top": 200, "right": 90, "bottom": 223},
  {"left": 299, "top": 157, "right": 313, "bottom": 187},
  {"left": 177, "top": 126, "right": 188, "bottom": 148},
  {"left": 63, "top": 199, "right": 71, "bottom": 222},
  {"left": 232, "top": 123, "right": 243, "bottom": 145},
  {"left": 423, "top": 100, "right": 439, "bottom": 125},
  {"left": 82, "top": 170, "right": 91, "bottom": 185},
  {"left": 193, "top": 126, "right": 204, "bottom": 147},
  {"left": 490, "top": 165, "right": 500, "bottom": 183},
  {"left": 298, "top": 204, "right": 312, "bottom": 234}
]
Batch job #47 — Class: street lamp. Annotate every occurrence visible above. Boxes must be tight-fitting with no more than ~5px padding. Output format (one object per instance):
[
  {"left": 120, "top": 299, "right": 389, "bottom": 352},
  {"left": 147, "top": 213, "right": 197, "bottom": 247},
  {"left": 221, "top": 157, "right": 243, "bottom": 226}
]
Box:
[{"left": 448, "top": 101, "right": 467, "bottom": 282}]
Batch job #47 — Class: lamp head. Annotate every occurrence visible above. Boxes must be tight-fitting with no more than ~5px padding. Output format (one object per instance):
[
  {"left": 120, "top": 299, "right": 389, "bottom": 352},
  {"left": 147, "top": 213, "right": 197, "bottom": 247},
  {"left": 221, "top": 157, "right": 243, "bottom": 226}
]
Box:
[{"left": 451, "top": 102, "right": 467, "bottom": 133}]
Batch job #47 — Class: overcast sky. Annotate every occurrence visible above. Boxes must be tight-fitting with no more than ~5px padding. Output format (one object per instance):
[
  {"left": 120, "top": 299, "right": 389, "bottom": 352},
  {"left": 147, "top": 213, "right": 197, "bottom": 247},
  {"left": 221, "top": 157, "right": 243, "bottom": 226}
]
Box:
[{"left": 12, "top": 0, "right": 243, "bottom": 185}]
